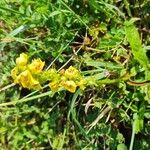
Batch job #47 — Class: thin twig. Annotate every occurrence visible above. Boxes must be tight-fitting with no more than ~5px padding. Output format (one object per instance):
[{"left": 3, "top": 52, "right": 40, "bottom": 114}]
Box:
[
  {"left": 46, "top": 31, "right": 78, "bottom": 70},
  {"left": 58, "top": 47, "right": 82, "bottom": 71},
  {"left": 0, "top": 83, "right": 16, "bottom": 92},
  {"left": 87, "top": 106, "right": 111, "bottom": 133}
]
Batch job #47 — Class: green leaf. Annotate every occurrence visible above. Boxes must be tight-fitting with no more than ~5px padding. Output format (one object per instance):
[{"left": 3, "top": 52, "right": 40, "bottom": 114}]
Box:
[
  {"left": 9, "top": 25, "right": 27, "bottom": 37},
  {"left": 85, "top": 71, "right": 109, "bottom": 81},
  {"left": 124, "top": 19, "right": 149, "bottom": 71},
  {"left": 117, "top": 143, "right": 128, "bottom": 150},
  {"left": 133, "top": 113, "right": 143, "bottom": 134},
  {"left": 0, "top": 127, "right": 7, "bottom": 134},
  {"left": 84, "top": 59, "right": 123, "bottom": 70}
]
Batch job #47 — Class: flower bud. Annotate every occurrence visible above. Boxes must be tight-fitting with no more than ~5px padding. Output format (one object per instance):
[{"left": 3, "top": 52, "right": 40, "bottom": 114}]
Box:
[
  {"left": 64, "top": 66, "right": 80, "bottom": 80},
  {"left": 16, "top": 53, "right": 28, "bottom": 66}
]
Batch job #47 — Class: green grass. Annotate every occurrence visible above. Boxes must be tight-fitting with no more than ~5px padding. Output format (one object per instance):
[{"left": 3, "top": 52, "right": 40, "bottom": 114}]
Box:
[{"left": 0, "top": 0, "right": 150, "bottom": 149}]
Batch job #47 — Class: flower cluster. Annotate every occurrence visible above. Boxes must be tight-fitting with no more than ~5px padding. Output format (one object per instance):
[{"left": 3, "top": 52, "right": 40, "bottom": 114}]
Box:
[
  {"left": 11, "top": 53, "right": 87, "bottom": 93},
  {"left": 11, "top": 53, "right": 45, "bottom": 90},
  {"left": 49, "top": 66, "right": 87, "bottom": 93}
]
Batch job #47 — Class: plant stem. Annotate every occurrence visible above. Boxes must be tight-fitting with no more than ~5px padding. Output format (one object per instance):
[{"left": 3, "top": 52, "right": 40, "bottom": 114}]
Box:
[
  {"left": 60, "top": 0, "right": 89, "bottom": 28},
  {"left": 0, "top": 83, "right": 16, "bottom": 92},
  {"left": 129, "top": 124, "right": 135, "bottom": 150},
  {"left": 0, "top": 91, "right": 53, "bottom": 107}
]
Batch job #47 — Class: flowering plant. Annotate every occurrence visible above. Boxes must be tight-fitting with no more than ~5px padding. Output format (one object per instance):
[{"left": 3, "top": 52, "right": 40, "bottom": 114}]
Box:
[{"left": 11, "top": 53, "right": 87, "bottom": 93}]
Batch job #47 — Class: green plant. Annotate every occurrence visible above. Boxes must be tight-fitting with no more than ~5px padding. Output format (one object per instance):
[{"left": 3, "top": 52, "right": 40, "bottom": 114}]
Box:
[{"left": 0, "top": 0, "right": 150, "bottom": 150}]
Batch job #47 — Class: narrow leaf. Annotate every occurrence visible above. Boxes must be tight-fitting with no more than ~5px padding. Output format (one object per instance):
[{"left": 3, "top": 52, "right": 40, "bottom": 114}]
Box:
[
  {"left": 133, "top": 113, "right": 143, "bottom": 134},
  {"left": 85, "top": 59, "right": 123, "bottom": 70},
  {"left": 124, "top": 19, "right": 149, "bottom": 70}
]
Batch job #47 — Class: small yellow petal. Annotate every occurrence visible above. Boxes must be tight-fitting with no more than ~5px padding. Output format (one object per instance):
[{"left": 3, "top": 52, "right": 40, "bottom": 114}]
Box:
[
  {"left": 61, "top": 80, "right": 77, "bottom": 93},
  {"left": 28, "top": 59, "right": 45, "bottom": 74},
  {"left": 17, "top": 70, "right": 41, "bottom": 90},
  {"left": 77, "top": 79, "right": 87, "bottom": 90},
  {"left": 49, "top": 81, "right": 60, "bottom": 91},
  {"left": 16, "top": 53, "right": 28, "bottom": 66},
  {"left": 11, "top": 67, "right": 18, "bottom": 81}
]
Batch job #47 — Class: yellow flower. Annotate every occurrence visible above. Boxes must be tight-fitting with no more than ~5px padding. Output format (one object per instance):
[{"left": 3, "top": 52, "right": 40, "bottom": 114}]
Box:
[
  {"left": 61, "top": 80, "right": 77, "bottom": 93},
  {"left": 49, "top": 81, "right": 60, "bottom": 91},
  {"left": 48, "top": 69, "right": 60, "bottom": 81},
  {"left": 64, "top": 66, "right": 80, "bottom": 80},
  {"left": 28, "top": 58, "right": 45, "bottom": 74},
  {"left": 16, "top": 53, "right": 28, "bottom": 66},
  {"left": 16, "top": 70, "right": 41, "bottom": 90},
  {"left": 11, "top": 67, "right": 18, "bottom": 81},
  {"left": 77, "top": 79, "right": 87, "bottom": 90}
]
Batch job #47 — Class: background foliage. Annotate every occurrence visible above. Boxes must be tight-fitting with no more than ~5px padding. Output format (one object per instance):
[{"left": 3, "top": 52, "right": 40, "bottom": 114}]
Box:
[{"left": 0, "top": 0, "right": 150, "bottom": 149}]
